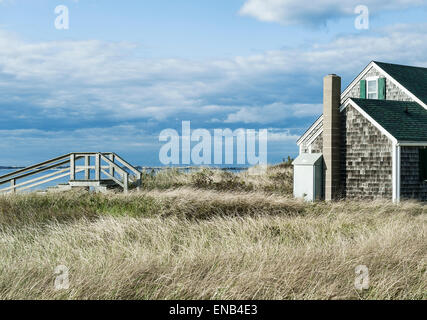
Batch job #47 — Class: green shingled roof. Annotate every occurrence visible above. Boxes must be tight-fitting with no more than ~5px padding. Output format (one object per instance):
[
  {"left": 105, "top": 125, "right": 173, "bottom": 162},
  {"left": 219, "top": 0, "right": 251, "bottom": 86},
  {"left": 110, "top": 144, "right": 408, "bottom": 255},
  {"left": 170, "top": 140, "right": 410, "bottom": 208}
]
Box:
[
  {"left": 350, "top": 98, "right": 427, "bottom": 142},
  {"left": 374, "top": 61, "right": 427, "bottom": 106}
]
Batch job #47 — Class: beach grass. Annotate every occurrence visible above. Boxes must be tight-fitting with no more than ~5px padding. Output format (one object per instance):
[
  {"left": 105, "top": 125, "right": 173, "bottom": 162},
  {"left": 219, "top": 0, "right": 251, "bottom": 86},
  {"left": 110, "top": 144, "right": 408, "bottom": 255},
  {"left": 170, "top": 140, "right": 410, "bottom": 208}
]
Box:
[{"left": 0, "top": 164, "right": 425, "bottom": 300}]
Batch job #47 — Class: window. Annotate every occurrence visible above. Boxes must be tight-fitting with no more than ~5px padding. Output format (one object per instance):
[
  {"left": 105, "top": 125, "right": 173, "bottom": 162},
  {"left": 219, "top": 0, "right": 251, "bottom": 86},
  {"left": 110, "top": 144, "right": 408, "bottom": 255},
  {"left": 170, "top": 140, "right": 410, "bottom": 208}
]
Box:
[
  {"left": 419, "top": 148, "right": 427, "bottom": 182},
  {"left": 367, "top": 78, "right": 378, "bottom": 99}
]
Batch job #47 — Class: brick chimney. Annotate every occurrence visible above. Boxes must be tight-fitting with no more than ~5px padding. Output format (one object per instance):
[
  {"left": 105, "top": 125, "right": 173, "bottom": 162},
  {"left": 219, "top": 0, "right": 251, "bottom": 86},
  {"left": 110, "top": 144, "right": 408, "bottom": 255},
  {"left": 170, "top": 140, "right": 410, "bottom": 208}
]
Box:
[{"left": 323, "top": 74, "right": 341, "bottom": 201}]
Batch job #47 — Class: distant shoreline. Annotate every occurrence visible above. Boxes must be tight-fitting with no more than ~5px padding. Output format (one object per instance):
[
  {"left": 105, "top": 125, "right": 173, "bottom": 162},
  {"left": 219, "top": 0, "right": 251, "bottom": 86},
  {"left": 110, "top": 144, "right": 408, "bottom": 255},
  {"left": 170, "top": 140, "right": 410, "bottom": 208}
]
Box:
[{"left": 0, "top": 166, "right": 249, "bottom": 171}]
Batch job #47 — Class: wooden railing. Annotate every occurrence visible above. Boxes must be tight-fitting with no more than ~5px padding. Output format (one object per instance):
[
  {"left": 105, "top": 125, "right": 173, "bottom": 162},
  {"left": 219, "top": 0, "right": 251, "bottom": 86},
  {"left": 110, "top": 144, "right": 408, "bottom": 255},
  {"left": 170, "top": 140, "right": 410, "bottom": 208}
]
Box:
[{"left": 0, "top": 152, "right": 142, "bottom": 194}]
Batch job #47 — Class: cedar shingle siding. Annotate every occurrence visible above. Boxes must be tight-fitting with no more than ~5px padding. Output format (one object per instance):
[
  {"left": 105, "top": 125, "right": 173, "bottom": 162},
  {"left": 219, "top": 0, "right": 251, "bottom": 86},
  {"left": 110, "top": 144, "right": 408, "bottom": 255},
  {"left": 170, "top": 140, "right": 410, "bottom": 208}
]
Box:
[
  {"left": 340, "top": 105, "right": 393, "bottom": 199},
  {"left": 310, "top": 134, "right": 323, "bottom": 153},
  {"left": 298, "top": 61, "right": 427, "bottom": 202},
  {"left": 351, "top": 99, "right": 427, "bottom": 141},
  {"left": 301, "top": 120, "right": 323, "bottom": 153},
  {"left": 374, "top": 62, "right": 427, "bottom": 105},
  {"left": 342, "top": 66, "right": 411, "bottom": 102}
]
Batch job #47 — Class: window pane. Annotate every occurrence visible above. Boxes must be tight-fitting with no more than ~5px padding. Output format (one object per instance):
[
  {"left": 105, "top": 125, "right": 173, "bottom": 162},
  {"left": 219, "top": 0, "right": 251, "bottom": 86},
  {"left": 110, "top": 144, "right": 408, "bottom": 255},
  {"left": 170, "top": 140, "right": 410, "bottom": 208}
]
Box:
[
  {"left": 368, "top": 93, "right": 376, "bottom": 99},
  {"left": 367, "top": 80, "right": 377, "bottom": 92}
]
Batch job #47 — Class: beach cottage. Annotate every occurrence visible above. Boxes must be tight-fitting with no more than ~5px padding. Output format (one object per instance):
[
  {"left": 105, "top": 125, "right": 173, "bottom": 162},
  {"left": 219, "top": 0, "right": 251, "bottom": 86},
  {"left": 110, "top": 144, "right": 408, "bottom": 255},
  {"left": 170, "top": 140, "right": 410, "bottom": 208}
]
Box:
[{"left": 294, "top": 61, "right": 427, "bottom": 202}]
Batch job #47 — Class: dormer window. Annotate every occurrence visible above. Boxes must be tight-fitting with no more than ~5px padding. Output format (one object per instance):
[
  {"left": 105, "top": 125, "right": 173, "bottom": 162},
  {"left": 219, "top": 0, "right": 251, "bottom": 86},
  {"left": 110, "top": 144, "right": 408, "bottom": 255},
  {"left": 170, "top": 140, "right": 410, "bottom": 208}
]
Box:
[
  {"left": 367, "top": 77, "right": 378, "bottom": 99},
  {"left": 360, "top": 77, "right": 386, "bottom": 100}
]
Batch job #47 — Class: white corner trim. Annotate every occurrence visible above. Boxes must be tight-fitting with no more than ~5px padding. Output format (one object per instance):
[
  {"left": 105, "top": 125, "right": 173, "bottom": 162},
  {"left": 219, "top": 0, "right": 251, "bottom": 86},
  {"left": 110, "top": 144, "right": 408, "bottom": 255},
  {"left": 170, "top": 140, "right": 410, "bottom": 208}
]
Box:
[
  {"left": 372, "top": 62, "right": 427, "bottom": 111},
  {"left": 296, "top": 115, "right": 324, "bottom": 145},
  {"left": 341, "top": 61, "right": 376, "bottom": 99},
  {"left": 345, "top": 99, "right": 398, "bottom": 144},
  {"left": 392, "top": 143, "right": 401, "bottom": 203},
  {"left": 306, "top": 125, "right": 323, "bottom": 146}
]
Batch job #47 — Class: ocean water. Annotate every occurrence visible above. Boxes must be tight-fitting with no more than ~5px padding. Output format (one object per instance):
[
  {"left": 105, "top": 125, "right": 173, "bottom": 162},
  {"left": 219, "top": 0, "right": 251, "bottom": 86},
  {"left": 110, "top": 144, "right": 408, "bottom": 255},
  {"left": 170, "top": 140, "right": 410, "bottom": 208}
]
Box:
[{"left": 0, "top": 166, "right": 248, "bottom": 193}]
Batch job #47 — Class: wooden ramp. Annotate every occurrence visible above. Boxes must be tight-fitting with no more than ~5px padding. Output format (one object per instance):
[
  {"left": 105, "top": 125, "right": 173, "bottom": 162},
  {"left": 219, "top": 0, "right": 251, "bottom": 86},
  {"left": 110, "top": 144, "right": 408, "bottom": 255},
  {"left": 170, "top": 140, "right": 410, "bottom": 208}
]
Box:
[{"left": 0, "top": 152, "right": 142, "bottom": 194}]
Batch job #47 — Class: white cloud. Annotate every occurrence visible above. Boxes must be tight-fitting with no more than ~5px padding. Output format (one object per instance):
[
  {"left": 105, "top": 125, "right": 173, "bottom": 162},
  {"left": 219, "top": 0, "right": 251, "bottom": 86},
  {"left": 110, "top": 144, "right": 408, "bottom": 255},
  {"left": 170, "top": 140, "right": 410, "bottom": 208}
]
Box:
[
  {"left": 224, "top": 103, "right": 322, "bottom": 124},
  {"left": 268, "top": 128, "right": 301, "bottom": 142},
  {"left": 1, "top": 23, "right": 427, "bottom": 128},
  {"left": 239, "top": 0, "right": 426, "bottom": 25}
]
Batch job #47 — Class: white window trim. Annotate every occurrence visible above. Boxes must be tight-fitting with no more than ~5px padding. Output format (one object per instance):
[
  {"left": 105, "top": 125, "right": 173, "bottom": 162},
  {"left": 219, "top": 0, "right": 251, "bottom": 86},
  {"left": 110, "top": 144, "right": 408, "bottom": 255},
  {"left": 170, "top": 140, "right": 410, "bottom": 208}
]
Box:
[{"left": 366, "top": 76, "right": 379, "bottom": 99}]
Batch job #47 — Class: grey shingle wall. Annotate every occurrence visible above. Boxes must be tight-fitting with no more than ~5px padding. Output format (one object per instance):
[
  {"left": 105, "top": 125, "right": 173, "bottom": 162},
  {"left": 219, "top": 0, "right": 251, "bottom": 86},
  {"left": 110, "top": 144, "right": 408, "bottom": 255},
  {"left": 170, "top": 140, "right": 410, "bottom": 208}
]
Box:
[
  {"left": 400, "top": 147, "right": 427, "bottom": 201},
  {"left": 342, "top": 66, "right": 413, "bottom": 103},
  {"left": 298, "top": 64, "right": 427, "bottom": 201},
  {"left": 310, "top": 133, "right": 323, "bottom": 153},
  {"left": 302, "top": 65, "right": 413, "bottom": 153},
  {"left": 301, "top": 120, "right": 323, "bottom": 153},
  {"left": 340, "top": 105, "right": 393, "bottom": 199}
]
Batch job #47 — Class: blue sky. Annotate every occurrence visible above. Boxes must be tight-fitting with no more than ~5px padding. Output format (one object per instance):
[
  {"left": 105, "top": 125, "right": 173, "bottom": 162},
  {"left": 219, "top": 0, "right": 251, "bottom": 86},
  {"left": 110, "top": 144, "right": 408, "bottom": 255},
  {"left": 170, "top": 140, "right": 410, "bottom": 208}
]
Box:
[{"left": 0, "top": 0, "right": 427, "bottom": 166}]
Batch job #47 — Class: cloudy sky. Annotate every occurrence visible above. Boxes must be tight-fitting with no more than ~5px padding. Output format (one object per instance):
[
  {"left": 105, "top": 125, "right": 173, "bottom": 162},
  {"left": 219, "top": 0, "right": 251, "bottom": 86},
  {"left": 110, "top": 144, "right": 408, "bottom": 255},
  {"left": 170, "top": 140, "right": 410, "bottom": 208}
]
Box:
[{"left": 0, "top": 0, "right": 427, "bottom": 166}]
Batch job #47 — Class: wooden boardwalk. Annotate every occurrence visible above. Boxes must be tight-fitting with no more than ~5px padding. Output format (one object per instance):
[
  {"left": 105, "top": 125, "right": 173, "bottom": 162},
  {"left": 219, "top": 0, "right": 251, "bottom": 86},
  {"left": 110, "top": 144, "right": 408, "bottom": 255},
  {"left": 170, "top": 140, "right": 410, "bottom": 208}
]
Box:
[{"left": 0, "top": 152, "right": 142, "bottom": 194}]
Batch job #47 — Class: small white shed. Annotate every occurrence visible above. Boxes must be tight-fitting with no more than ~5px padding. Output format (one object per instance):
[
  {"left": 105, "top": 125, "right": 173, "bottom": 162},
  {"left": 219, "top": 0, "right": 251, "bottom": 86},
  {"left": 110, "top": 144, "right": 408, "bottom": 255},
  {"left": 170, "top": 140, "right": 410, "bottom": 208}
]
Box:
[{"left": 292, "top": 153, "right": 323, "bottom": 201}]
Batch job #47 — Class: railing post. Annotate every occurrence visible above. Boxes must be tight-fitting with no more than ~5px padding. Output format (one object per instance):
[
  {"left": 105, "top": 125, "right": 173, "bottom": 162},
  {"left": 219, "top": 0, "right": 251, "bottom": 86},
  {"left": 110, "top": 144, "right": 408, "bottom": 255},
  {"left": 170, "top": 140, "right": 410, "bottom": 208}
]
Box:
[
  {"left": 123, "top": 172, "right": 129, "bottom": 194},
  {"left": 95, "top": 154, "right": 101, "bottom": 181},
  {"left": 109, "top": 153, "right": 115, "bottom": 178},
  {"left": 85, "top": 156, "right": 91, "bottom": 180},
  {"left": 70, "top": 154, "right": 75, "bottom": 181},
  {"left": 11, "top": 179, "right": 16, "bottom": 193},
  {"left": 137, "top": 172, "right": 142, "bottom": 191}
]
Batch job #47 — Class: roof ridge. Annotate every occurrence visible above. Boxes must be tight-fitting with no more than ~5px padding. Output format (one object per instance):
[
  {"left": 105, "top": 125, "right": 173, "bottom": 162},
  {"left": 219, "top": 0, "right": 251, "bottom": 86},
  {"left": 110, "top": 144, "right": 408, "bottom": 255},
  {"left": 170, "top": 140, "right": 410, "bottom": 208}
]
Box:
[{"left": 373, "top": 61, "right": 427, "bottom": 70}]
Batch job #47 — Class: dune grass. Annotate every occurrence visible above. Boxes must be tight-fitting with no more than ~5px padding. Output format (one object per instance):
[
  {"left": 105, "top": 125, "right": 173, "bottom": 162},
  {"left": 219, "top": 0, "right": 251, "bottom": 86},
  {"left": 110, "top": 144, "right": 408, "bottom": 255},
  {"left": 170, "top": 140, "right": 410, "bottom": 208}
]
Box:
[
  {"left": 0, "top": 165, "right": 425, "bottom": 300},
  {"left": 139, "top": 164, "right": 293, "bottom": 194}
]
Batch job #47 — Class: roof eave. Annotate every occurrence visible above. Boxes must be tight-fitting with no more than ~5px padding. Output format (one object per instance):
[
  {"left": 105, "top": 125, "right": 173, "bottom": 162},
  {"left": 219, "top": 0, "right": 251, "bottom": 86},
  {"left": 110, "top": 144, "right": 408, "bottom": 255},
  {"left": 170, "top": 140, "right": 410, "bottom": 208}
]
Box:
[
  {"left": 345, "top": 98, "right": 398, "bottom": 144},
  {"left": 296, "top": 114, "right": 323, "bottom": 145},
  {"left": 396, "top": 141, "right": 427, "bottom": 146},
  {"left": 372, "top": 62, "right": 427, "bottom": 111}
]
